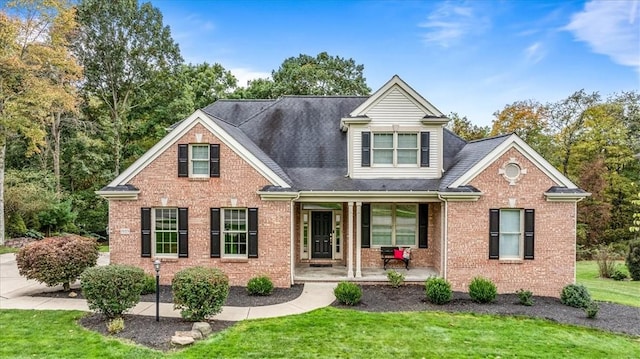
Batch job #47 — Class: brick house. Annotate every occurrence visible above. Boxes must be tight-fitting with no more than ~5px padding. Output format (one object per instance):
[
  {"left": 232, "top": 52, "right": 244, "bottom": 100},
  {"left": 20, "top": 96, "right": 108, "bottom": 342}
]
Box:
[{"left": 98, "top": 76, "right": 589, "bottom": 296}]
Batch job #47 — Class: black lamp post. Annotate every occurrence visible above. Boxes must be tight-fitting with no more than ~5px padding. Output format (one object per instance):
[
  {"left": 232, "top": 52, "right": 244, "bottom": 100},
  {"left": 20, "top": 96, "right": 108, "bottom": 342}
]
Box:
[{"left": 153, "top": 259, "right": 161, "bottom": 322}]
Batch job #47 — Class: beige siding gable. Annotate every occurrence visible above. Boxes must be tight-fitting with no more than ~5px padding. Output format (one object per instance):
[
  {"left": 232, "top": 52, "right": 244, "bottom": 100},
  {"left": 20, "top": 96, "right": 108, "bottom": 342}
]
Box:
[{"left": 365, "top": 87, "right": 428, "bottom": 124}]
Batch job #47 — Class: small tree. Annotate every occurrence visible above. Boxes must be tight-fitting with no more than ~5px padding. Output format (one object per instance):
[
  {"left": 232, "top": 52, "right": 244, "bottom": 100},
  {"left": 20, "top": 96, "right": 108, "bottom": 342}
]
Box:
[{"left": 16, "top": 235, "right": 99, "bottom": 291}]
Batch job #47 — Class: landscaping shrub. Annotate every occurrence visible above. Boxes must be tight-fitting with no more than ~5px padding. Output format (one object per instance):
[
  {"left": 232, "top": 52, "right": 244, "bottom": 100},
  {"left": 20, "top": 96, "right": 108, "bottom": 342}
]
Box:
[
  {"left": 469, "top": 276, "right": 497, "bottom": 303},
  {"left": 80, "top": 264, "right": 145, "bottom": 319},
  {"left": 386, "top": 270, "right": 405, "bottom": 288},
  {"left": 610, "top": 265, "right": 629, "bottom": 281},
  {"left": 107, "top": 317, "right": 125, "bottom": 334},
  {"left": 595, "top": 246, "right": 616, "bottom": 278},
  {"left": 247, "top": 276, "right": 274, "bottom": 296},
  {"left": 626, "top": 240, "right": 640, "bottom": 281},
  {"left": 172, "top": 266, "right": 229, "bottom": 321},
  {"left": 424, "top": 277, "right": 452, "bottom": 305},
  {"left": 333, "top": 282, "right": 362, "bottom": 305},
  {"left": 560, "top": 284, "right": 591, "bottom": 308},
  {"left": 585, "top": 301, "right": 599, "bottom": 319},
  {"left": 140, "top": 273, "right": 156, "bottom": 295},
  {"left": 516, "top": 289, "right": 534, "bottom": 306},
  {"left": 16, "top": 235, "right": 99, "bottom": 291}
]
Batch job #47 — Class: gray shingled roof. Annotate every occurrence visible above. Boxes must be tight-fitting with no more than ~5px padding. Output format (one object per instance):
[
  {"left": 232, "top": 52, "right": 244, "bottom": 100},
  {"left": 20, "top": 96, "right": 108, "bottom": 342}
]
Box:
[
  {"left": 202, "top": 99, "right": 275, "bottom": 126},
  {"left": 439, "top": 134, "right": 511, "bottom": 190}
]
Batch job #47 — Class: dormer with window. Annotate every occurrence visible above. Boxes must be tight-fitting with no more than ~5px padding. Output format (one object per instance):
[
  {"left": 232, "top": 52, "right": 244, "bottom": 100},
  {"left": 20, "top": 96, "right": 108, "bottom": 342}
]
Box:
[{"left": 341, "top": 75, "right": 449, "bottom": 179}]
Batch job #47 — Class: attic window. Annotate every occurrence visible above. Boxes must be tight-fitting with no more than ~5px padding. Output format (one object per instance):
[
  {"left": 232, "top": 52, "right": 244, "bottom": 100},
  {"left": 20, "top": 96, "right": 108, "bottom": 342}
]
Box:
[{"left": 499, "top": 158, "right": 527, "bottom": 185}]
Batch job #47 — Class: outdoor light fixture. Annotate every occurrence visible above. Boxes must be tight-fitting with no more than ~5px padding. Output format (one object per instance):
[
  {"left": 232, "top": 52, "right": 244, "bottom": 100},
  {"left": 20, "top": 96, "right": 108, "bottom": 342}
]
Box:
[{"left": 154, "top": 259, "right": 161, "bottom": 322}]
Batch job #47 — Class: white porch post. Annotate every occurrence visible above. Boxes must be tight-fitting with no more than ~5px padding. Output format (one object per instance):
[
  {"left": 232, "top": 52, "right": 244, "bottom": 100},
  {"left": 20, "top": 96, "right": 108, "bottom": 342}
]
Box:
[
  {"left": 355, "top": 201, "right": 362, "bottom": 277},
  {"left": 347, "top": 201, "right": 354, "bottom": 278}
]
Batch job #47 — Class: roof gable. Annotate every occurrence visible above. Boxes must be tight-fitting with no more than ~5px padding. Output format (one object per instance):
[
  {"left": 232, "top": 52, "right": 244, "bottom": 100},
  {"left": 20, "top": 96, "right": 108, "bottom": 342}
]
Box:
[
  {"left": 104, "top": 110, "right": 291, "bottom": 189},
  {"left": 348, "top": 75, "right": 445, "bottom": 119},
  {"left": 448, "top": 134, "right": 579, "bottom": 189}
]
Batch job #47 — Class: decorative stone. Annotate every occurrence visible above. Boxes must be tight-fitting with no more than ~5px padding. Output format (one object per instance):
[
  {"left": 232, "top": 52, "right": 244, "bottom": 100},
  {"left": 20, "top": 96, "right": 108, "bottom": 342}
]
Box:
[
  {"left": 171, "top": 335, "right": 194, "bottom": 346},
  {"left": 192, "top": 322, "right": 212, "bottom": 337},
  {"left": 175, "top": 330, "right": 203, "bottom": 340},
  {"left": 68, "top": 291, "right": 78, "bottom": 298}
]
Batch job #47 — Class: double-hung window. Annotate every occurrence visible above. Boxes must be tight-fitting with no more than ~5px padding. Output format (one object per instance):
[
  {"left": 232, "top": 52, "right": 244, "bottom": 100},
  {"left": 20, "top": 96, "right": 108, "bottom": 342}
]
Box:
[
  {"left": 190, "top": 144, "right": 209, "bottom": 177},
  {"left": 223, "top": 208, "right": 248, "bottom": 257},
  {"left": 489, "top": 208, "right": 535, "bottom": 260},
  {"left": 372, "top": 133, "right": 418, "bottom": 166},
  {"left": 154, "top": 208, "right": 178, "bottom": 256},
  {"left": 371, "top": 204, "right": 417, "bottom": 246},
  {"left": 178, "top": 143, "right": 220, "bottom": 178},
  {"left": 499, "top": 209, "right": 522, "bottom": 259}
]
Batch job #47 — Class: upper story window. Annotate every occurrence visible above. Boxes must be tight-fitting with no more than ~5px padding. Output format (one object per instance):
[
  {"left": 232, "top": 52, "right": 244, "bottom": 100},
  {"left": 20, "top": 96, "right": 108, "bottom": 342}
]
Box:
[
  {"left": 178, "top": 143, "right": 220, "bottom": 178},
  {"left": 372, "top": 133, "right": 418, "bottom": 166},
  {"left": 362, "top": 131, "right": 429, "bottom": 168}
]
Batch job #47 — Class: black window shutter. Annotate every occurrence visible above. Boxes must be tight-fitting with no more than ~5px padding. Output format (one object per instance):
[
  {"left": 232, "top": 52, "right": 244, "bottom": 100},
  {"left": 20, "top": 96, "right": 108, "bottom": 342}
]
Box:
[
  {"left": 178, "top": 208, "right": 188, "bottom": 258},
  {"left": 178, "top": 144, "right": 188, "bottom": 177},
  {"left": 210, "top": 144, "right": 220, "bottom": 177},
  {"left": 141, "top": 208, "right": 151, "bottom": 257},
  {"left": 361, "top": 132, "right": 371, "bottom": 167},
  {"left": 210, "top": 208, "right": 221, "bottom": 258},
  {"left": 419, "top": 204, "right": 428, "bottom": 248},
  {"left": 489, "top": 209, "right": 500, "bottom": 259},
  {"left": 420, "top": 132, "right": 430, "bottom": 167},
  {"left": 248, "top": 208, "right": 259, "bottom": 258},
  {"left": 361, "top": 203, "right": 370, "bottom": 248},
  {"left": 524, "top": 209, "right": 535, "bottom": 260}
]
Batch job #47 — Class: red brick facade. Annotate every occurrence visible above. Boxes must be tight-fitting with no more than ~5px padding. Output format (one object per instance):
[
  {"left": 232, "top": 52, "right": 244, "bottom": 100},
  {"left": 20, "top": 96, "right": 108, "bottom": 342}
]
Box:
[{"left": 445, "top": 148, "right": 576, "bottom": 297}]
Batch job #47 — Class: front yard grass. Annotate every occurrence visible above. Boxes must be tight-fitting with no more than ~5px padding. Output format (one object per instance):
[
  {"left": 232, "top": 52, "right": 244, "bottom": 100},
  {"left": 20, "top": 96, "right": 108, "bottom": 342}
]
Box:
[
  {"left": 1, "top": 308, "right": 638, "bottom": 358},
  {"left": 0, "top": 245, "right": 18, "bottom": 254},
  {"left": 577, "top": 260, "right": 640, "bottom": 307}
]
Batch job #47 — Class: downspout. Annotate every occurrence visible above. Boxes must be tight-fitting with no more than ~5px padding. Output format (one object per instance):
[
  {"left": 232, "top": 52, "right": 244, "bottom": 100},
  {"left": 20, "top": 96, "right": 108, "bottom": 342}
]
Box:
[
  {"left": 437, "top": 194, "right": 448, "bottom": 280},
  {"left": 290, "top": 192, "right": 301, "bottom": 285}
]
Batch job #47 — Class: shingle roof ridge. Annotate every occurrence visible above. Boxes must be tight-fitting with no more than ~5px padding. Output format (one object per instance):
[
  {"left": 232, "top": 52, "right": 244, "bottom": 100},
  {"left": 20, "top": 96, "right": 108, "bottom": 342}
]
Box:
[
  {"left": 236, "top": 97, "right": 287, "bottom": 126},
  {"left": 200, "top": 107, "right": 241, "bottom": 127},
  {"left": 467, "top": 133, "right": 512, "bottom": 144},
  {"left": 212, "top": 98, "right": 275, "bottom": 102},
  {"left": 278, "top": 95, "right": 370, "bottom": 99}
]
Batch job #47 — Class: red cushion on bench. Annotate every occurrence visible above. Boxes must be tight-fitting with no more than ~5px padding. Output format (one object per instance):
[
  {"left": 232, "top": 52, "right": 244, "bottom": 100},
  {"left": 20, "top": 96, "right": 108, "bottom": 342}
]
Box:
[{"left": 393, "top": 249, "right": 404, "bottom": 260}]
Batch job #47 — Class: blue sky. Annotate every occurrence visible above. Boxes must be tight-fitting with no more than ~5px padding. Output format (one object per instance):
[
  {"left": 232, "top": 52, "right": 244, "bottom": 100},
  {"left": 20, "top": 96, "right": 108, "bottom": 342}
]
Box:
[{"left": 151, "top": 0, "right": 639, "bottom": 126}]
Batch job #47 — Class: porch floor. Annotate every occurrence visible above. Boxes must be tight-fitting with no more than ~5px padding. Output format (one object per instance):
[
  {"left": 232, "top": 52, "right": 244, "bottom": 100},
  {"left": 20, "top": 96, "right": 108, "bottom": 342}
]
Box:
[{"left": 294, "top": 265, "right": 438, "bottom": 283}]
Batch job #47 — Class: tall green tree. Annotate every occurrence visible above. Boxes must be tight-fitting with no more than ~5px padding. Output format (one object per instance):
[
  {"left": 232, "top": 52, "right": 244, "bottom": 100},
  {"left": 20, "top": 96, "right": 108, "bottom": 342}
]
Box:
[
  {"left": 446, "top": 112, "right": 490, "bottom": 141},
  {"left": 234, "top": 52, "right": 371, "bottom": 98},
  {"left": 74, "top": 0, "right": 182, "bottom": 175},
  {"left": 491, "top": 100, "right": 550, "bottom": 156},
  {"left": 181, "top": 62, "right": 237, "bottom": 109}
]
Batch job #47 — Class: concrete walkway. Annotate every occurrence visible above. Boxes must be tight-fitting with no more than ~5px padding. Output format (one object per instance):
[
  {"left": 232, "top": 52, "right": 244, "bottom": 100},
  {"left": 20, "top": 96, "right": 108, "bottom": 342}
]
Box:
[{"left": 0, "top": 253, "right": 336, "bottom": 321}]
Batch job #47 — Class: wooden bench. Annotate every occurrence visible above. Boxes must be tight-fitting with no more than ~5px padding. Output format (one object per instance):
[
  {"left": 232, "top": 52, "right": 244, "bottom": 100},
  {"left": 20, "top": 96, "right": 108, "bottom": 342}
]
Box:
[{"left": 380, "top": 246, "right": 410, "bottom": 270}]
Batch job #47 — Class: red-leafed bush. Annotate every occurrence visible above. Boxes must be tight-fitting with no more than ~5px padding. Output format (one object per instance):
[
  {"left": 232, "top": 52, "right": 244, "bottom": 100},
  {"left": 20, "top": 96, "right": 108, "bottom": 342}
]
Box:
[{"left": 16, "top": 235, "right": 99, "bottom": 291}]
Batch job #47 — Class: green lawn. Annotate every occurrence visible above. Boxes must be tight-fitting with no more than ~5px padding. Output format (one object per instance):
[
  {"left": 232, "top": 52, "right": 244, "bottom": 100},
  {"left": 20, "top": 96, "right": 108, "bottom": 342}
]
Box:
[
  {"left": 0, "top": 245, "right": 18, "bottom": 254},
  {"left": 1, "top": 309, "right": 638, "bottom": 358},
  {"left": 577, "top": 260, "right": 640, "bottom": 307},
  {"left": 99, "top": 244, "right": 110, "bottom": 253}
]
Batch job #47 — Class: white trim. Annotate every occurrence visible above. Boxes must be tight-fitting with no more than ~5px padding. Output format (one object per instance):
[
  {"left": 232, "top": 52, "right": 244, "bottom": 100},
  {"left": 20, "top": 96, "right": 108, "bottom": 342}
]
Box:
[
  {"left": 290, "top": 200, "right": 295, "bottom": 285},
  {"left": 95, "top": 190, "right": 140, "bottom": 200},
  {"left": 349, "top": 75, "right": 445, "bottom": 118},
  {"left": 355, "top": 202, "right": 362, "bottom": 277},
  {"left": 340, "top": 117, "right": 371, "bottom": 131},
  {"left": 449, "top": 134, "right": 579, "bottom": 189},
  {"left": 544, "top": 192, "right": 590, "bottom": 202},
  {"left": 104, "top": 110, "right": 290, "bottom": 189},
  {"left": 257, "top": 191, "right": 299, "bottom": 200},
  {"left": 295, "top": 191, "right": 441, "bottom": 202},
  {"left": 437, "top": 192, "right": 483, "bottom": 201},
  {"left": 347, "top": 202, "right": 354, "bottom": 278}
]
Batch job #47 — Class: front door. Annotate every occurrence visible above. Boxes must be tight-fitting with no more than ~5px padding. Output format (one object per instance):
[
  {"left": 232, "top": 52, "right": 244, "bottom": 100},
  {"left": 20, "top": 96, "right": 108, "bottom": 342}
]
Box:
[{"left": 311, "top": 211, "right": 332, "bottom": 258}]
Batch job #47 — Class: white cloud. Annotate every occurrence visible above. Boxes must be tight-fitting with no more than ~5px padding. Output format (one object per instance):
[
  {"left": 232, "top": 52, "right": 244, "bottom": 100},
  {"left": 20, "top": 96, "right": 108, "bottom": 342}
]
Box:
[
  {"left": 230, "top": 68, "right": 271, "bottom": 88},
  {"left": 418, "top": 3, "right": 490, "bottom": 47},
  {"left": 564, "top": 0, "right": 640, "bottom": 70},
  {"left": 524, "top": 42, "right": 546, "bottom": 64}
]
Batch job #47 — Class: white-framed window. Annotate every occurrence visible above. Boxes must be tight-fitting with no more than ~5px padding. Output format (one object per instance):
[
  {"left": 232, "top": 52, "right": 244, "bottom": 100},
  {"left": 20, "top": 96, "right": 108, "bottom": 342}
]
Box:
[
  {"left": 372, "top": 133, "right": 418, "bottom": 166},
  {"left": 371, "top": 204, "right": 417, "bottom": 246},
  {"left": 499, "top": 209, "right": 522, "bottom": 259},
  {"left": 223, "top": 208, "right": 247, "bottom": 257},
  {"left": 154, "top": 208, "right": 178, "bottom": 256},
  {"left": 190, "top": 144, "right": 209, "bottom": 177}
]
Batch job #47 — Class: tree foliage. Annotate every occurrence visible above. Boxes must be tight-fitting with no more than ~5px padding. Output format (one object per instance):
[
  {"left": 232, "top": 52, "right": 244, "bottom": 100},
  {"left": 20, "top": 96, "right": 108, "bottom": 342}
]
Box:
[{"left": 446, "top": 112, "right": 490, "bottom": 140}]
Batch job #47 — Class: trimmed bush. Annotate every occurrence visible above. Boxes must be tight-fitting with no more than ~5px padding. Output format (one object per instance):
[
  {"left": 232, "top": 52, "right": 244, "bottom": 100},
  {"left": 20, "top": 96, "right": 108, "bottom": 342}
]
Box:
[
  {"left": 247, "top": 276, "right": 274, "bottom": 296},
  {"left": 140, "top": 273, "right": 156, "bottom": 295},
  {"left": 585, "top": 301, "right": 599, "bottom": 319},
  {"left": 560, "top": 284, "right": 591, "bottom": 308},
  {"left": 611, "top": 266, "right": 629, "bottom": 281},
  {"left": 16, "top": 235, "right": 99, "bottom": 291},
  {"left": 172, "top": 266, "right": 229, "bottom": 321},
  {"left": 516, "top": 289, "right": 534, "bottom": 306},
  {"left": 469, "top": 276, "right": 497, "bottom": 303},
  {"left": 80, "top": 264, "right": 145, "bottom": 319},
  {"left": 387, "top": 270, "right": 405, "bottom": 288},
  {"left": 334, "top": 282, "right": 362, "bottom": 305},
  {"left": 626, "top": 241, "right": 640, "bottom": 281},
  {"left": 425, "top": 277, "right": 452, "bottom": 305}
]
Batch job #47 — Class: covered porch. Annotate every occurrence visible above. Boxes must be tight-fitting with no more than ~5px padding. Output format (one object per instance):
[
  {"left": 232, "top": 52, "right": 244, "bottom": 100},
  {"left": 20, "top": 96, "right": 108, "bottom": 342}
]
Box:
[{"left": 291, "top": 196, "right": 444, "bottom": 284}]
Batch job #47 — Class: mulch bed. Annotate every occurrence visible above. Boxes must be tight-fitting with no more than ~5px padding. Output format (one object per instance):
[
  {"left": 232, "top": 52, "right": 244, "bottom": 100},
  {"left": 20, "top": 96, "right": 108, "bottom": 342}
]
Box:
[{"left": 37, "top": 284, "right": 639, "bottom": 352}]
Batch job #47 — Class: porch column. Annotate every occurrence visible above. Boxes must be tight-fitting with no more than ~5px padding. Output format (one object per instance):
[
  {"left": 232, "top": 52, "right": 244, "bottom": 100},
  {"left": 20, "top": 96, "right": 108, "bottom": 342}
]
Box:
[
  {"left": 355, "top": 202, "right": 362, "bottom": 277},
  {"left": 347, "top": 201, "right": 354, "bottom": 278}
]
